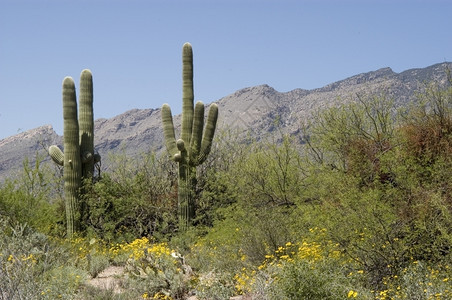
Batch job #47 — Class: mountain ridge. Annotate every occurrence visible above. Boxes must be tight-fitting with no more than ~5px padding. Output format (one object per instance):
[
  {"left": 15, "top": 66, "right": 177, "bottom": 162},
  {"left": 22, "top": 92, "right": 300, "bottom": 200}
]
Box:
[{"left": 1, "top": 62, "right": 451, "bottom": 181}]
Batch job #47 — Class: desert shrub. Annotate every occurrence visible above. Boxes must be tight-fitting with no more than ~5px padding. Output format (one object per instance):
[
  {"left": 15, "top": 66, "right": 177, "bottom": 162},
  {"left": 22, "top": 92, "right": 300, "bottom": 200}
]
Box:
[
  {"left": 302, "top": 93, "right": 396, "bottom": 187},
  {"left": 234, "top": 238, "right": 371, "bottom": 300},
  {"left": 194, "top": 271, "right": 236, "bottom": 300},
  {"left": 81, "top": 151, "right": 178, "bottom": 243},
  {"left": 121, "top": 238, "right": 191, "bottom": 299},
  {"left": 261, "top": 258, "right": 353, "bottom": 300},
  {"left": 76, "top": 285, "right": 132, "bottom": 300},
  {"left": 195, "top": 129, "right": 248, "bottom": 227},
  {"left": 0, "top": 155, "right": 63, "bottom": 235},
  {"left": 187, "top": 212, "right": 243, "bottom": 274},
  {"left": 298, "top": 172, "right": 407, "bottom": 286},
  {"left": 401, "top": 83, "right": 452, "bottom": 164},
  {"left": 40, "top": 265, "right": 88, "bottom": 299},
  {"left": 207, "top": 136, "right": 303, "bottom": 264},
  {"left": 231, "top": 136, "right": 304, "bottom": 209},
  {"left": 295, "top": 144, "right": 452, "bottom": 290},
  {"left": 238, "top": 206, "right": 293, "bottom": 265},
  {"left": 293, "top": 88, "right": 452, "bottom": 291},
  {"left": 375, "top": 260, "right": 452, "bottom": 300},
  {"left": 59, "top": 236, "right": 112, "bottom": 278},
  {"left": 0, "top": 218, "right": 88, "bottom": 299}
]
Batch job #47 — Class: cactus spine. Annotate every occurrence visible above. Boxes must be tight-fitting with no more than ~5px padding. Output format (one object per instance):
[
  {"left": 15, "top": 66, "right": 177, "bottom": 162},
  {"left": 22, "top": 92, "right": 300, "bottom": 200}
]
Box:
[
  {"left": 49, "top": 69, "right": 99, "bottom": 238},
  {"left": 162, "top": 43, "right": 219, "bottom": 230}
]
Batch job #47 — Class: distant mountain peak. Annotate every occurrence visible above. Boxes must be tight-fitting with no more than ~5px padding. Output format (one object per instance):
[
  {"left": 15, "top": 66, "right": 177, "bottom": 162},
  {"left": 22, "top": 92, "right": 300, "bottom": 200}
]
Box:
[
  {"left": 0, "top": 124, "right": 56, "bottom": 147},
  {"left": 319, "top": 67, "right": 396, "bottom": 92}
]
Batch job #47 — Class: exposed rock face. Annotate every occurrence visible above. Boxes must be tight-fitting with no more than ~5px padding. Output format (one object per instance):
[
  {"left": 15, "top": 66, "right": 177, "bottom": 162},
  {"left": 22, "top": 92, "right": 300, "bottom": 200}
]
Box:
[
  {"left": 94, "top": 108, "right": 165, "bottom": 155},
  {"left": 216, "top": 62, "right": 451, "bottom": 139},
  {"left": 0, "top": 125, "right": 61, "bottom": 181},
  {"left": 1, "top": 62, "right": 450, "bottom": 181}
]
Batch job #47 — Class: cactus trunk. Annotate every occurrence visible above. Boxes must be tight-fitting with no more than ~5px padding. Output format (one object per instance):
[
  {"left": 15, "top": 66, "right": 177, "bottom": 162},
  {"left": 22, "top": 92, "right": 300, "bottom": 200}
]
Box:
[
  {"left": 62, "top": 77, "right": 82, "bottom": 237},
  {"left": 161, "top": 43, "right": 219, "bottom": 231},
  {"left": 178, "top": 163, "right": 196, "bottom": 231}
]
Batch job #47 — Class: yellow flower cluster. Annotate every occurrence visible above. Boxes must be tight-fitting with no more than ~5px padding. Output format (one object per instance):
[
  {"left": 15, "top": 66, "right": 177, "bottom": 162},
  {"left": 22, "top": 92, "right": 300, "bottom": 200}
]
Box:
[
  {"left": 110, "top": 237, "right": 151, "bottom": 259},
  {"left": 348, "top": 290, "right": 358, "bottom": 298},
  {"left": 234, "top": 237, "right": 340, "bottom": 295},
  {"left": 142, "top": 291, "right": 172, "bottom": 299},
  {"left": 296, "top": 241, "right": 323, "bottom": 262},
  {"left": 146, "top": 242, "right": 172, "bottom": 258},
  {"left": 258, "top": 239, "right": 332, "bottom": 271},
  {"left": 65, "top": 236, "right": 108, "bottom": 260},
  {"left": 234, "top": 268, "right": 256, "bottom": 294},
  {"left": 109, "top": 237, "right": 175, "bottom": 262},
  {"left": 374, "top": 261, "right": 451, "bottom": 300},
  {"left": 4, "top": 253, "right": 37, "bottom": 265},
  {"left": 67, "top": 236, "right": 177, "bottom": 266}
]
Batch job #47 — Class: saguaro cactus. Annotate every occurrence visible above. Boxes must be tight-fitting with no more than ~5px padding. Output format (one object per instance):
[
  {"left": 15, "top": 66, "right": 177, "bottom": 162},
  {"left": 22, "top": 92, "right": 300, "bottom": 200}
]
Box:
[
  {"left": 49, "top": 69, "right": 100, "bottom": 238},
  {"left": 162, "top": 43, "right": 219, "bottom": 230}
]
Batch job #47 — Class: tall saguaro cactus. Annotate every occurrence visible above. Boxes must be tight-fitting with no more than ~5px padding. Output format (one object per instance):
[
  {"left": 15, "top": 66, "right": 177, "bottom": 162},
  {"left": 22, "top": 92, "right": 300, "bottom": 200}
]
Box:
[
  {"left": 162, "top": 43, "right": 219, "bottom": 230},
  {"left": 49, "top": 69, "right": 100, "bottom": 238}
]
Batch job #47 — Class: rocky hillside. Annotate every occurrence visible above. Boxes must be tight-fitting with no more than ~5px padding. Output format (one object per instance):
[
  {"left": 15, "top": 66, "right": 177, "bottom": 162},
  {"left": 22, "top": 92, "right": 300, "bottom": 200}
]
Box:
[{"left": 1, "top": 62, "right": 451, "bottom": 181}]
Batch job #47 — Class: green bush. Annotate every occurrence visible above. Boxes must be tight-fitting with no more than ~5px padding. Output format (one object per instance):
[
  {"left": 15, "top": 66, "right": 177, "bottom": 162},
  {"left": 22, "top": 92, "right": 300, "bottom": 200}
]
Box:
[
  {"left": 81, "top": 151, "right": 178, "bottom": 243},
  {"left": 262, "top": 259, "right": 354, "bottom": 300},
  {"left": 374, "top": 260, "right": 452, "bottom": 299},
  {"left": 0, "top": 155, "right": 63, "bottom": 235},
  {"left": 122, "top": 239, "right": 191, "bottom": 299},
  {"left": 195, "top": 271, "right": 236, "bottom": 300},
  {"left": 0, "top": 218, "right": 88, "bottom": 299}
]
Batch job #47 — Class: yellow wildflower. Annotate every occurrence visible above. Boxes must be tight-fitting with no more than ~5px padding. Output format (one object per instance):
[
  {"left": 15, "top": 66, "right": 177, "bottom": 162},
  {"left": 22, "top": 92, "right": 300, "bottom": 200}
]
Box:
[{"left": 347, "top": 290, "right": 358, "bottom": 298}]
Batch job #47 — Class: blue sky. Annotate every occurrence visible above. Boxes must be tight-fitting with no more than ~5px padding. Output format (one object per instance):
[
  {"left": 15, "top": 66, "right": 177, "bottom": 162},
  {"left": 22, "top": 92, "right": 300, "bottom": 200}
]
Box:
[{"left": 0, "top": 0, "right": 451, "bottom": 140}]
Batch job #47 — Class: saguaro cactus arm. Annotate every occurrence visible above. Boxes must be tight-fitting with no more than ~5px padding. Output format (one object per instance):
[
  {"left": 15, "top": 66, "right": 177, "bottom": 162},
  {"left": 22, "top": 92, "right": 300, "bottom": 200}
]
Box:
[
  {"left": 189, "top": 102, "right": 219, "bottom": 166},
  {"left": 49, "top": 145, "right": 64, "bottom": 166},
  {"left": 161, "top": 103, "right": 178, "bottom": 159},
  {"left": 190, "top": 101, "right": 205, "bottom": 159},
  {"left": 197, "top": 103, "right": 219, "bottom": 165},
  {"left": 79, "top": 69, "right": 96, "bottom": 178}
]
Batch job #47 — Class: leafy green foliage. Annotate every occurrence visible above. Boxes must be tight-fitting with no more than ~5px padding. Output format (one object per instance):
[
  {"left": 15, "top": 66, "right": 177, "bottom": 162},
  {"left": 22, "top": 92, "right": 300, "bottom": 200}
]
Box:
[
  {"left": 0, "top": 155, "right": 63, "bottom": 235},
  {"left": 1, "top": 80, "right": 451, "bottom": 299},
  {"left": 0, "top": 218, "right": 88, "bottom": 299},
  {"left": 185, "top": 84, "right": 452, "bottom": 298},
  {"left": 123, "top": 240, "right": 190, "bottom": 299},
  {"left": 81, "top": 152, "right": 178, "bottom": 243}
]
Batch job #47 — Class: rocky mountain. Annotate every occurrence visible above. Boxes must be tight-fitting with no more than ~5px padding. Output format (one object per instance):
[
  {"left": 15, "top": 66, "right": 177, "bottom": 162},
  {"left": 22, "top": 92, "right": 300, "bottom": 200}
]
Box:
[{"left": 1, "top": 62, "right": 451, "bottom": 182}]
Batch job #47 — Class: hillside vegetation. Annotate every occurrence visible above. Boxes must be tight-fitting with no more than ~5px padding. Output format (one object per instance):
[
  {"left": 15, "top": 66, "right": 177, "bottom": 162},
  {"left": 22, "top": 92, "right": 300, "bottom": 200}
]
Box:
[{"left": 0, "top": 81, "right": 451, "bottom": 299}]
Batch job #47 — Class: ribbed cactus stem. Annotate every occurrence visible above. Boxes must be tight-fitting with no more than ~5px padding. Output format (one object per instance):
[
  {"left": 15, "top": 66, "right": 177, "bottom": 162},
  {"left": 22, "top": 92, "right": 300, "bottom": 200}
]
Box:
[
  {"left": 181, "top": 42, "right": 194, "bottom": 144},
  {"left": 62, "top": 76, "right": 82, "bottom": 238},
  {"left": 49, "top": 145, "right": 64, "bottom": 165},
  {"left": 190, "top": 102, "right": 205, "bottom": 159},
  {"left": 79, "top": 69, "right": 94, "bottom": 179},
  {"left": 162, "top": 104, "right": 178, "bottom": 158},
  {"left": 48, "top": 70, "right": 100, "bottom": 238},
  {"left": 161, "top": 42, "right": 219, "bottom": 231},
  {"left": 197, "top": 103, "right": 219, "bottom": 165}
]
